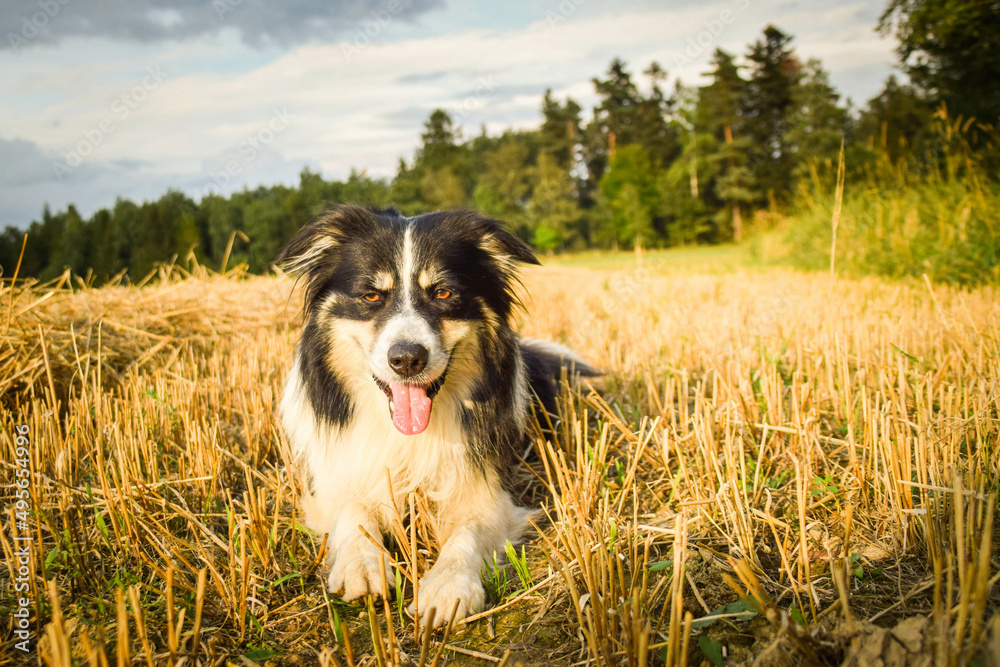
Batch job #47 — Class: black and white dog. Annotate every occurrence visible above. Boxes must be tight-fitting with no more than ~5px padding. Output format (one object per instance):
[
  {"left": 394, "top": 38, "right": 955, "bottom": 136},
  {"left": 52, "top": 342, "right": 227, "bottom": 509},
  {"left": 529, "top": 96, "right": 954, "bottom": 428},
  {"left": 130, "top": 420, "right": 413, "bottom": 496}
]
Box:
[{"left": 278, "top": 204, "right": 593, "bottom": 625}]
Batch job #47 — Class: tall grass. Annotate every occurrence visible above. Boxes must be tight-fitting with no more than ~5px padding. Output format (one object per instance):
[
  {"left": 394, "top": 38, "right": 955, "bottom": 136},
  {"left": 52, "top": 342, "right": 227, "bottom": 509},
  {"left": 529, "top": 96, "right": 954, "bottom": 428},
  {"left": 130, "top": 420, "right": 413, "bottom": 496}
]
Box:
[
  {"left": 1, "top": 255, "right": 998, "bottom": 664},
  {"left": 775, "top": 108, "right": 1000, "bottom": 285}
]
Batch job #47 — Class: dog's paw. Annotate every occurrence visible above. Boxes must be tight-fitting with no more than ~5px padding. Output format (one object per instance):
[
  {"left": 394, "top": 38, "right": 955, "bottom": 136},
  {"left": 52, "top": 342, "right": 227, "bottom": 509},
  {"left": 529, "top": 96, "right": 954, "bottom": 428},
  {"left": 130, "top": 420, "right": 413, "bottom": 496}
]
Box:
[
  {"left": 327, "top": 541, "right": 393, "bottom": 601},
  {"left": 407, "top": 565, "right": 485, "bottom": 627}
]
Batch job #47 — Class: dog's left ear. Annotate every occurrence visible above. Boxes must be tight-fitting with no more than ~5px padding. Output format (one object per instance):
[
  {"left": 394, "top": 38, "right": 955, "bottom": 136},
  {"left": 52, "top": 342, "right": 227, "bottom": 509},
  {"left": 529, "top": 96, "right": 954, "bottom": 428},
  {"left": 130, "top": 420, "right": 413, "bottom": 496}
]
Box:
[{"left": 473, "top": 215, "right": 540, "bottom": 267}]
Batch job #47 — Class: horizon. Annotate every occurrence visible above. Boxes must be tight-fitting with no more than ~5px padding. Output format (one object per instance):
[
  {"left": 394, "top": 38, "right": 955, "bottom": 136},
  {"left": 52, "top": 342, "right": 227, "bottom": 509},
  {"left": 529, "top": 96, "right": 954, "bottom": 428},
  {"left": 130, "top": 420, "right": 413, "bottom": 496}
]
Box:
[{"left": 0, "top": 0, "right": 898, "bottom": 229}]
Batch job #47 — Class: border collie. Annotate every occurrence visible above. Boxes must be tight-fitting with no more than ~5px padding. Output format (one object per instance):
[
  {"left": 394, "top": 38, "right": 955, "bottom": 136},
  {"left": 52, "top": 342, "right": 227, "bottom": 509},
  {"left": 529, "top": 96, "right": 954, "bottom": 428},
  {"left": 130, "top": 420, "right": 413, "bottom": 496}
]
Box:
[{"left": 278, "top": 204, "right": 594, "bottom": 626}]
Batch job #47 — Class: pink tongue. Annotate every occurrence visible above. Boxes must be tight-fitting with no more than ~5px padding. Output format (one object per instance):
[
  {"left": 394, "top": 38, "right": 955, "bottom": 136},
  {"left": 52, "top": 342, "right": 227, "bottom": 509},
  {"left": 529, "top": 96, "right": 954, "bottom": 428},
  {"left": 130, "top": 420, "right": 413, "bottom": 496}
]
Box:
[{"left": 389, "top": 383, "right": 433, "bottom": 435}]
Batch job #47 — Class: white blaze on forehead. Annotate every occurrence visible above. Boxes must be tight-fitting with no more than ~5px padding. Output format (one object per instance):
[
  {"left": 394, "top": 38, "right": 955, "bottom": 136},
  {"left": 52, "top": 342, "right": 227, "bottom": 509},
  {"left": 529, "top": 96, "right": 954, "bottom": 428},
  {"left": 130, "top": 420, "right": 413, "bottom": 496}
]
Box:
[
  {"left": 401, "top": 223, "right": 415, "bottom": 305},
  {"left": 369, "top": 219, "right": 447, "bottom": 383}
]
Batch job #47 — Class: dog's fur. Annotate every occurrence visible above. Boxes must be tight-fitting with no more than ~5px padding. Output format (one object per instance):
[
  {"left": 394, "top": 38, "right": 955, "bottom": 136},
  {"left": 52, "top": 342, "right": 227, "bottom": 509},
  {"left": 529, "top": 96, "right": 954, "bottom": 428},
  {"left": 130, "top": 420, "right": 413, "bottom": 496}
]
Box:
[{"left": 278, "top": 204, "right": 593, "bottom": 625}]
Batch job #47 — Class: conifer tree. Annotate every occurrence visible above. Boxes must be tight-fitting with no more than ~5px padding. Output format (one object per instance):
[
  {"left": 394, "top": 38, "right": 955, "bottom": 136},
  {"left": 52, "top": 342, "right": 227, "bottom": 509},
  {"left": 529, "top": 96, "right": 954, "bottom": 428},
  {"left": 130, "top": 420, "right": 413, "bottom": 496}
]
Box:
[{"left": 742, "top": 26, "right": 801, "bottom": 205}]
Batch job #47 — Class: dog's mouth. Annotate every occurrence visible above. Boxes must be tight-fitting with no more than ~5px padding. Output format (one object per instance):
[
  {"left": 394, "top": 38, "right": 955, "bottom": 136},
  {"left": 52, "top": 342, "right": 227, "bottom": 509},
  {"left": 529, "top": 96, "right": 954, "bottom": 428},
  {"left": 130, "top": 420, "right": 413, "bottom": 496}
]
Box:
[{"left": 373, "top": 372, "right": 447, "bottom": 436}]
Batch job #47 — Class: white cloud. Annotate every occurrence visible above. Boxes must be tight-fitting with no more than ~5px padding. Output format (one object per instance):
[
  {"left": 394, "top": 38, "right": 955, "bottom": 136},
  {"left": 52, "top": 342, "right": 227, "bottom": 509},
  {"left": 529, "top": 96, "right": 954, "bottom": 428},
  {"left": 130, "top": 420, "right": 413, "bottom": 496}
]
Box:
[{"left": 0, "top": 0, "right": 898, "bottom": 226}]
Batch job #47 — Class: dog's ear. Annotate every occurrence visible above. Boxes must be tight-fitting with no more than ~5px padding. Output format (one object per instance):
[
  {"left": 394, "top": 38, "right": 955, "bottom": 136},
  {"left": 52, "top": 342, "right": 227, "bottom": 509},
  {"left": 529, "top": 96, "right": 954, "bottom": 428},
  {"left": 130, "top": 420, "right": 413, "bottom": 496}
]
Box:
[
  {"left": 276, "top": 217, "right": 338, "bottom": 276},
  {"left": 472, "top": 215, "right": 540, "bottom": 267},
  {"left": 277, "top": 204, "right": 380, "bottom": 306},
  {"left": 277, "top": 204, "right": 374, "bottom": 274}
]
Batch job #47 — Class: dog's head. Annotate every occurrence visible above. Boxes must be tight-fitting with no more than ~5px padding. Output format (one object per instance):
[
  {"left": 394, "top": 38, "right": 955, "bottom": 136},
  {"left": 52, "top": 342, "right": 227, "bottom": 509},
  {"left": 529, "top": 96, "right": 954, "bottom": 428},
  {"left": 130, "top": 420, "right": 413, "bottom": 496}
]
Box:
[{"left": 278, "top": 204, "right": 538, "bottom": 435}]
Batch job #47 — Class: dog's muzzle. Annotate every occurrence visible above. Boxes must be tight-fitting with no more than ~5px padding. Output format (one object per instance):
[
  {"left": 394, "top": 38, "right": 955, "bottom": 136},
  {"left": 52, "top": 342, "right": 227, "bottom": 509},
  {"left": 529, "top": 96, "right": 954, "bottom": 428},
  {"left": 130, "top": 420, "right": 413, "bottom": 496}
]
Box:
[{"left": 373, "top": 348, "right": 448, "bottom": 436}]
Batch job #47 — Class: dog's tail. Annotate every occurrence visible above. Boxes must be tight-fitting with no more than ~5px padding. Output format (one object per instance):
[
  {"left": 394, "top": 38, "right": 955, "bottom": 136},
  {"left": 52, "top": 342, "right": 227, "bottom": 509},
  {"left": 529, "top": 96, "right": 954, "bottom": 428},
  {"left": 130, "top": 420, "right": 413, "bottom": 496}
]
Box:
[{"left": 520, "top": 338, "right": 600, "bottom": 429}]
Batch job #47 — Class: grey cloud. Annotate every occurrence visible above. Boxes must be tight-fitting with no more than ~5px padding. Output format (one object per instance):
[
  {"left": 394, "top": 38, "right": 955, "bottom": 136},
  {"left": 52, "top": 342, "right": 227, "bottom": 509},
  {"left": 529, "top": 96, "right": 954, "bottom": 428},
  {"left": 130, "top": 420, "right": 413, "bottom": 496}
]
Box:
[
  {"left": 2, "top": 0, "right": 442, "bottom": 51},
  {"left": 0, "top": 136, "right": 77, "bottom": 225},
  {"left": 455, "top": 82, "right": 537, "bottom": 98},
  {"left": 395, "top": 70, "right": 450, "bottom": 84},
  {"left": 0, "top": 135, "right": 130, "bottom": 226},
  {"left": 1, "top": 135, "right": 192, "bottom": 227},
  {"left": 0, "top": 136, "right": 62, "bottom": 187},
  {"left": 380, "top": 106, "right": 433, "bottom": 126}
]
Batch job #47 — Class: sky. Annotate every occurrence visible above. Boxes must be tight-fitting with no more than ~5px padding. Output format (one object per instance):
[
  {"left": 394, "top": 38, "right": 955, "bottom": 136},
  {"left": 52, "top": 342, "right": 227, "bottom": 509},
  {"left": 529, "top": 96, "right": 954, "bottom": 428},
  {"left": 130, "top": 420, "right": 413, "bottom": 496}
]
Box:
[{"left": 0, "top": 0, "right": 900, "bottom": 228}]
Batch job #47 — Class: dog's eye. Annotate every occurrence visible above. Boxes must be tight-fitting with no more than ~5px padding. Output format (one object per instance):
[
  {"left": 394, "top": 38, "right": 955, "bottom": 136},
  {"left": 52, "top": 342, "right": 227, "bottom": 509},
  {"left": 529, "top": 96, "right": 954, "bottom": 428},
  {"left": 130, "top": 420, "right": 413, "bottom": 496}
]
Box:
[
  {"left": 363, "top": 293, "right": 381, "bottom": 302},
  {"left": 434, "top": 288, "right": 452, "bottom": 300}
]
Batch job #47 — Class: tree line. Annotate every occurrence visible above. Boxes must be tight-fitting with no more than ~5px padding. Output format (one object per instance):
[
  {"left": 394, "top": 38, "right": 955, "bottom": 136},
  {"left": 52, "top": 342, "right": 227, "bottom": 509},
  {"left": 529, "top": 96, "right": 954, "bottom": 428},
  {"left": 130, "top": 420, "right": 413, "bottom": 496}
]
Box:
[{"left": 2, "top": 0, "right": 997, "bottom": 282}]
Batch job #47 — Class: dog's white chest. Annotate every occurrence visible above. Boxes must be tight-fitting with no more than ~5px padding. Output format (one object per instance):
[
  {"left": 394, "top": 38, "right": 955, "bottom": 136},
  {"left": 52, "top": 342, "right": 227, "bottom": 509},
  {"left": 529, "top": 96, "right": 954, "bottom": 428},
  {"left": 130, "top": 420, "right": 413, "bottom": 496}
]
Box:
[{"left": 282, "top": 360, "right": 473, "bottom": 504}]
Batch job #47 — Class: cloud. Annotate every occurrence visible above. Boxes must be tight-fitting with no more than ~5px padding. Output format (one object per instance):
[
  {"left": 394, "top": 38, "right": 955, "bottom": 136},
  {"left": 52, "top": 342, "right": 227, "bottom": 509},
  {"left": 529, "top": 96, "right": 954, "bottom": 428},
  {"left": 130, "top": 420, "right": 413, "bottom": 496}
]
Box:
[
  {"left": 1, "top": 0, "right": 442, "bottom": 51},
  {"left": 395, "top": 71, "right": 450, "bottom": 84},
  {"left": 0, "top": 0, "right": 899, "bottom": 227},
  {"left": 0, "top": 133, "right": 305, "bottom": 227},
  {"left": 0, "top": 135, "right": 61, "bottom": 187},
  {"left": 0, "top": 135, "right": 109, "bottom": 225}
]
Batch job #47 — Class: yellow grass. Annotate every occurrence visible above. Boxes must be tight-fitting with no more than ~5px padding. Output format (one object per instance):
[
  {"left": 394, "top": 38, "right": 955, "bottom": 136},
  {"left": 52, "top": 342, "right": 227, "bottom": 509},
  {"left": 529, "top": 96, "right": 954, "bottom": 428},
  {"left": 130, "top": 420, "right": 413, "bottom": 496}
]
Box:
[{"left": 1, "top": 257, "right": 998, "bottom": 665}]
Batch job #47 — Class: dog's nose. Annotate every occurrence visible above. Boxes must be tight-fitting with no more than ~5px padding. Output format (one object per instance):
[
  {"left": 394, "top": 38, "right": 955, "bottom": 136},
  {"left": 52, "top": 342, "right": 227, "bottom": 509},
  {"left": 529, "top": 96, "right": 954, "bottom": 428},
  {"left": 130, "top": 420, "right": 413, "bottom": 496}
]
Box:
[{"left": 388, "top": 342, "right": 428, "bottom": 378}]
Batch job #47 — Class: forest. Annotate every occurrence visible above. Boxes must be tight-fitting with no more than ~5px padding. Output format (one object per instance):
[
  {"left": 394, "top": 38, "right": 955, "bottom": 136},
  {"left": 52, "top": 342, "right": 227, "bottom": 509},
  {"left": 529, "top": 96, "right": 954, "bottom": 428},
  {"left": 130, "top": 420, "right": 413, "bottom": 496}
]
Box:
[{"left": 2, "top": 0, "right": 998, "bottom": 284}]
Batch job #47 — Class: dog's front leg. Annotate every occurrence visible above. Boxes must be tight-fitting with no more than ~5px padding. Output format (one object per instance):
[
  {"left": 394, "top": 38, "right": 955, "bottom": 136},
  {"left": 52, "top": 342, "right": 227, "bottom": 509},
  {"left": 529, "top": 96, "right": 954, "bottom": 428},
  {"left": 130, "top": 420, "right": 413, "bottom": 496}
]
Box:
[
  {"left": 322, "top": 501, "right": 392, "bottom": 601},
  {"left": 409, "top": 479, "right": 532, "bottom": 626}
]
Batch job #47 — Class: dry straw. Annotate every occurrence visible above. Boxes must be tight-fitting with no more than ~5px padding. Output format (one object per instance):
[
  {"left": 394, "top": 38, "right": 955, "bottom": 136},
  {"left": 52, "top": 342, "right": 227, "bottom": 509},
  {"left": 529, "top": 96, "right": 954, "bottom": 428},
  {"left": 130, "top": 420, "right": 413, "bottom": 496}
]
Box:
[{"left": 0, "top": 253, "right": 997, "bottom": 664}]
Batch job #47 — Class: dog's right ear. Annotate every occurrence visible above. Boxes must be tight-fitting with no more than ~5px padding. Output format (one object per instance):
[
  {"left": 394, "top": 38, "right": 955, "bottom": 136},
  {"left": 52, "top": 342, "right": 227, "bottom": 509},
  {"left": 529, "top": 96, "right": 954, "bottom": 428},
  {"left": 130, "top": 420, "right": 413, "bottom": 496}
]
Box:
[
  {"left": 277, "top": 204, "right": 375, "bottom": 275},
  {"left": 277, "top": 204, "right": 378, "bottom": 305},
  {"left": 278, "top": 210, "right": 340, "bottom": 276}
]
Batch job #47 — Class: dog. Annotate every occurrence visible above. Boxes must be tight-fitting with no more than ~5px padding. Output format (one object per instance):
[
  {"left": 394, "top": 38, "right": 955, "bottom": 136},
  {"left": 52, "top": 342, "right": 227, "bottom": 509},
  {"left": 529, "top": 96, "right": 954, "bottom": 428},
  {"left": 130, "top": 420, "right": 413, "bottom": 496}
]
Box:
[{"left": 277, "top": 204, "right": 595, "bottom": 626}]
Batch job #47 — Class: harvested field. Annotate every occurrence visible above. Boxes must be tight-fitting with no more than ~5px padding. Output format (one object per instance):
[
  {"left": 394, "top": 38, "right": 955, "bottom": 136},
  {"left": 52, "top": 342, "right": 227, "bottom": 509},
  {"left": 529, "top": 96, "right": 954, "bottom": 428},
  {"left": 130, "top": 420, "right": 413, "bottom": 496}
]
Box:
[{"left": 1, "top": 257, "right": 998, "bottom": 665}]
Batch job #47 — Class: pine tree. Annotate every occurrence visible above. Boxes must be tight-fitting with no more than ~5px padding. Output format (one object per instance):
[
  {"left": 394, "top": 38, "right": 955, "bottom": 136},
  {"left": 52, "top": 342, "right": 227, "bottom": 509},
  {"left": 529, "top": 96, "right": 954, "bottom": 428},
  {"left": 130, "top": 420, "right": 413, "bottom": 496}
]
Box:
[
  {"left": 38, "top": 205, "right": 67, "bottom": 280},
  {"left": 0, "top": 226, "right": 26, "bottom": 277},
  {"left": 697, "top": 50, "right": 745, "bottom": 143},
  {"left": 418, "top": 109, "right": 461, "bottom": 171},
  {"left": 585, "top": 59, "right": 645, "bottom": 186},
  {"left": 637, "top": 62, "right": 681, "bottom": 167},
  {"left": 243, "top": 191, "right": 287, "bottom": 273},
  {"left": 397, "top": 109, "right": 470, "bottom": 213},
  {"left": 785, "top": 59, "right": 850, "bottom": 180},
  {"left": 89, "top": 208, "right": 119, "bottom": 281},
  {"left": 659, "top": 132, "right": 716, "bottom": 245},
  {"left": 694, "top": 49, "right": 754, "bottom": 241},
  {"left": 539, "top": 90, "right": 583, "bottom": 173},
  {"left": 112, "top": 198, "right": 141, "bottom": 275},
  {"left": 55, "top": 205, "right": 89, "bottom": 278},
  {"left": 742, "top": 26, "right": 802, "bottom": 205}
]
